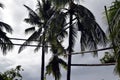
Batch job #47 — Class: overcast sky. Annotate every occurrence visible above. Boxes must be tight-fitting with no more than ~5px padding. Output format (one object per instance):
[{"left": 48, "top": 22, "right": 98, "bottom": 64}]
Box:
[{"left": 0, "top": 0, "right": 119, "bottom": 80}]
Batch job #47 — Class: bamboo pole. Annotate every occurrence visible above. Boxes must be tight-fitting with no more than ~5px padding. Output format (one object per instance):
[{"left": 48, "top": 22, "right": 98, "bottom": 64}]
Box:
[
  {"left": 71, "top": 63, "right": 115, "bottom": 66},
  {"left": 0, "top": 42, "right": 50, "bottom": 47}
]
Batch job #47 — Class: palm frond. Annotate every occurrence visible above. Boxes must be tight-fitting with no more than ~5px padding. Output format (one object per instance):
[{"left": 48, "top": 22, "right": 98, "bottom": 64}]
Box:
[
  {"left": 0, "top": 3, "right": 4, "bottom": 8},
  {"left": 58, "top": 58, "right": 67, "bottom": 69},
  {"left": 46, "top": 56, "right": 61, "bottom": 80},
  {"left": 114, "top": 50, "right": 120, "bottom": 76},
  {"left": 18, "top": 30, "right": 40, "bottom": 53},
  {"left": 71, "top": 3, "right": 108, "bottom": 55},
  {"left": 0, "top": 30, "right": 13, "bottom": 55},
  {"left": 24, "top": 5, "right": 41, "bottom": 25},
  {"left": 46, "top": 55, "right": 67, "bottom": 80},
  {"left": 0, "top": 22, "right": 13, "bottom": 34},
  {"left": 78, "top": 14, "right": 107, "bottom": 47},
  {"left": 25, "top": 27, "right": 35, "bottom": 34}
]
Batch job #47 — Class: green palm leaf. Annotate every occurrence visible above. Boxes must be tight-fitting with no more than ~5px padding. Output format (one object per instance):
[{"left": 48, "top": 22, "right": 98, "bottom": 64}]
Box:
[{"left": 46, "top": 56, "right": 67, "bottom": 80}]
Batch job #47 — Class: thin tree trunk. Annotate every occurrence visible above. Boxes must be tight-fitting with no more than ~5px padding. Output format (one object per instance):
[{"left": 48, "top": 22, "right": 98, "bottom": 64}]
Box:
[
  {"left": 41, "top": 47, "right": 45, "bottom": 80},
  {"left": 41, "top": 46, "right": 45, "bottom": 80}
]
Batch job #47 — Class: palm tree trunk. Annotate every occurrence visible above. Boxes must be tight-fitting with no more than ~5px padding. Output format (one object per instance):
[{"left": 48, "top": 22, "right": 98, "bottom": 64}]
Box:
[
  {"left": 41, "top": 33, "right": 45, "bottom": 80},
  {"left": 67, "top": 5, "right": 73, "bottom": 80}
]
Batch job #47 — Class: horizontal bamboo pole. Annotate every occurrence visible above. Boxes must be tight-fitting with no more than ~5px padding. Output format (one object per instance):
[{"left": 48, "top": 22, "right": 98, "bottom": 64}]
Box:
[
  {"left": 70, "top": 47, "right": 113, "bottom": 55},
  {"left": 0, "top": 43, "right": 50, "bottom": 47},
  {"left": 10, "top": 38, "right": 39, "bottom": 41},
  {"left": 0, "top": 42, "right": 114, "bottom": 54},
  {"left": 71, "top": 63, "right": 115, "bottom": 66}
]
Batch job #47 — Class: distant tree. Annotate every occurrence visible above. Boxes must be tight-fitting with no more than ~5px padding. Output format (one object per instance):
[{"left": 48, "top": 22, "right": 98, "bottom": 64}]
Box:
[
  {"left": 0, "top": 65, "right": 23, "bottom": 80},
  {"left": 0, "top": 3, "right": 13, "bottom": 55},
  {"left": 100, "top": 52, "right": 115, "bottom": 63}
]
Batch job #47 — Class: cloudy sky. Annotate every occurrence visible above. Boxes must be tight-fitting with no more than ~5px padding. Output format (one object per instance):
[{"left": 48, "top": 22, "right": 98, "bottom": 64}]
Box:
[{"left": 0, "top": 0, "right": 119, "bottom": 80}]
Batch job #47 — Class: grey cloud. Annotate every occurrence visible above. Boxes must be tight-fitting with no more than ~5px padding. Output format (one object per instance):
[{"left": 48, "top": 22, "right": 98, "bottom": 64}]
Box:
[
  {"left": 70, "top": 66, "right": 119, "bottom": 80},
  {"left": 0, "top": 56, "right": 14, "bottom": 72},
  {"left": 0, "top": 0, "right": 119, "bottom": 80}
]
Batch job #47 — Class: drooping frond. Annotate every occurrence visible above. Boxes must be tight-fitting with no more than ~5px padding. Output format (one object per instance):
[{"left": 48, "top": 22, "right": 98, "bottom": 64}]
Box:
[
  {"left": 18, "top": 28, "right": 42, "bottom": 53},
  {"left": 58, "top": 58, "right": 67, "bottom": 69},
  {"left": 46, "top": 56, "right": 67, "bottom": 80},
  {"left": 0, "top": 29, "right": 13, "bottom": 55},
  {"left": 0, "top": 22, "right": 13, "bottom": 34},
  {"left": 114, "top": 50, "right": 120, "bottom": 76},
  {"left": 46, "top": 56, "right": 61, "bottom": 80},
  {"left": 71, "top": 3, "right": 107, "bottom": 55},
  {"left": 0, "top": 3, "right": 13, "bottom": 55},
  {"left": 0, "top": 21, "right": 13, "bottom": 55}
]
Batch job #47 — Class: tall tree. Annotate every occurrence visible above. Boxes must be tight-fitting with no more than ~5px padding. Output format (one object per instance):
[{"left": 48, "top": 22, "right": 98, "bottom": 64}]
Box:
[
  {"left": 100, "top": 52, "right": 115, "bottom": 64},
  {"left": 0, "top": 3, "right": 13, "bottom": 55},
  {"left": 19, "top": 0, "right": 67, "bottom": 80},
  {"left": 50, "top": 0, "right": 107, "bottom": 80}
]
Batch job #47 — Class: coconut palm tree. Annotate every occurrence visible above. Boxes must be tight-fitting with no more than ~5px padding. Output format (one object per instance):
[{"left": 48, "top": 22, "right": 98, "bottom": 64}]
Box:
[
  {"left": 0, "top": 3, "right": 13, "bottom": 55},
  {"left": 49, "top": 0, "right": 108, "bottom": 80},
  {"left": 18, "top": 0, "right": 67, "bottom": 80},
  {"left": 105, "top": 0, "right": 120, "bottom": 76}
]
